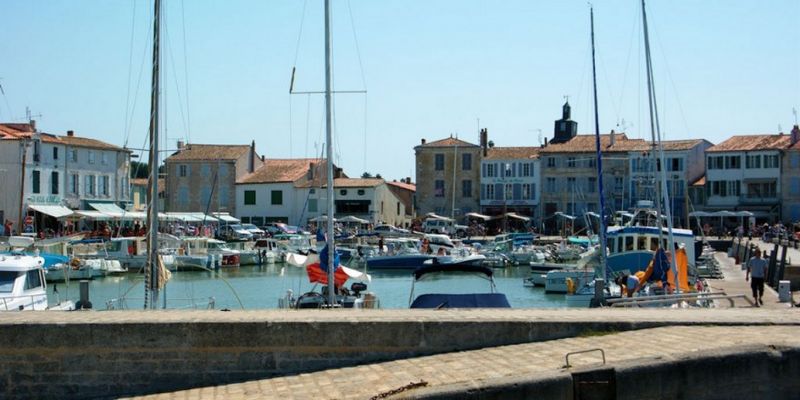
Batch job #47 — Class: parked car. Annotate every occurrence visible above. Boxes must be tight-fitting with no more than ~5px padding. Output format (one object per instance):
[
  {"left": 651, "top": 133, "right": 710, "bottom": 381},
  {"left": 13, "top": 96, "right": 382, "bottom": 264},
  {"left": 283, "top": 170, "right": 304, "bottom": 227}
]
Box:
[
  {"left": 217, "top": 224, "right": 253, "bottom": 241},
  {"left": 240, "top": 223, "right": 266, "bottom": 239},
  {"left": 422, "top": 218, "right": 468, "bottom": 237}
]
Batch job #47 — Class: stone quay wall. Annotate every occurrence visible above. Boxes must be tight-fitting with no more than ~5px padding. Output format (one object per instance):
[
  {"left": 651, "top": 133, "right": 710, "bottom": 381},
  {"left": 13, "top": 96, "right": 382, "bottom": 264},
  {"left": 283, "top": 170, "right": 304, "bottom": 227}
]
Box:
[{"left": 0, "top": 309, "right": 796, "bottom": 399}]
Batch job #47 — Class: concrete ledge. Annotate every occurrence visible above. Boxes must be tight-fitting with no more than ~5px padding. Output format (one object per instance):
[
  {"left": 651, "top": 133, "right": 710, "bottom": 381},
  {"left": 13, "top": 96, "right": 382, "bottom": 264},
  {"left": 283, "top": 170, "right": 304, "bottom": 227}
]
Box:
[
  {"left": 1, "top": 309, "right": 799, "bottom": 399},
  {"left": 406, "top": 344, "right": 800, "bottom": 400}
]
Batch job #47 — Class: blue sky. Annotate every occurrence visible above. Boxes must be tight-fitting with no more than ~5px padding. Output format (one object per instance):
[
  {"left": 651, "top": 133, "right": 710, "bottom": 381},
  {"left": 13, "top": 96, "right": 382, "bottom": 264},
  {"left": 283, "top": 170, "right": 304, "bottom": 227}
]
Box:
[{"left": 1, "top": 1, "right": 798, "bottom": 180}]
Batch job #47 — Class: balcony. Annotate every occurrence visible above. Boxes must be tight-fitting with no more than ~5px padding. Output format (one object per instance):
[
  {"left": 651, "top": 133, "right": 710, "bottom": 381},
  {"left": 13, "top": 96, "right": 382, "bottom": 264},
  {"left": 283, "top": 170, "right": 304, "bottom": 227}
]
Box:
[{"left": 739, "top": 193, "right": 780, "bottom": 205}]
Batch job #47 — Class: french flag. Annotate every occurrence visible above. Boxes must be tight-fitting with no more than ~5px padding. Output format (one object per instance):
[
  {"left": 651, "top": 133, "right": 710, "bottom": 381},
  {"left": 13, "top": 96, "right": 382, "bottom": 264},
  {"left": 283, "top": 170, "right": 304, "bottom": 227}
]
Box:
[{"left": 306, "top": 244, "right": 348, "bottom": 287}]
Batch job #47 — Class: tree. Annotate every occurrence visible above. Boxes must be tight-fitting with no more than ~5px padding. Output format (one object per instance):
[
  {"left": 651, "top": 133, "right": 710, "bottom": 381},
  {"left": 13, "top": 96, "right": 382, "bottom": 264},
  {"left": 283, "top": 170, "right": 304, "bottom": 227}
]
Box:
[
  {"left": 361, "top": 172, "right": 373, "bottom": 178},
  {"left": 130, "top": 161, "right": 149, "bottom": 179}
]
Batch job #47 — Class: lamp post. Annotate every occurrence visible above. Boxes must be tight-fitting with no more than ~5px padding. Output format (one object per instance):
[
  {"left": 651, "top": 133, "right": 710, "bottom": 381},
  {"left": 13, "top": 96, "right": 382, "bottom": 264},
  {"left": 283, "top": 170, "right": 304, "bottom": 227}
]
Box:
[{"left": 503, "top": 163, "right": 510, "bottom": 233}]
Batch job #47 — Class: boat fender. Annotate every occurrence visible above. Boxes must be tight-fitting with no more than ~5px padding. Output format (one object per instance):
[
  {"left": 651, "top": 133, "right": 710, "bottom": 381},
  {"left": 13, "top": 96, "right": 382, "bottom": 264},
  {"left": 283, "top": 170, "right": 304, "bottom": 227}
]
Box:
[{"left": 566, "top": 278, "right": 576, "bottom": 295}]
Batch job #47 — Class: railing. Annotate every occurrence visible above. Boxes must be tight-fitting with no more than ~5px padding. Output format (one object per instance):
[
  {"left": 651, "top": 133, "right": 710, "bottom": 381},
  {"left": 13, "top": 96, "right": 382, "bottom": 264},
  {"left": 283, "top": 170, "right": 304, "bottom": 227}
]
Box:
[
  {"left": 739, "top": 194, "right": 779, "bottom": 204},
  {"left": 0, "top": 294, "right": 46, "bottom": 311},
  {"left": 105, "top": 296, "right": 216, "bottom": 310},
  {"left": 607, "top": 291, "right": 747, "bottom": 307}
]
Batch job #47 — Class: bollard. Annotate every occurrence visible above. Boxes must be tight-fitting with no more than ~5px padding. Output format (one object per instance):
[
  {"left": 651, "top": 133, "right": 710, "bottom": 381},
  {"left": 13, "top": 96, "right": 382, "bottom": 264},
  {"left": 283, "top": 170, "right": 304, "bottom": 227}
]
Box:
[
  {"left": 779, "top": 281, "right": 792, "bottom": 302},
  {"left": 593, "top": 279, "right": 605, "bottom": 307},
  {"left": 767, "top": 241, "right": 779, "bottom": 276},
  {"left": 76, "top": 280, "right": 92, "bottom": 310}
]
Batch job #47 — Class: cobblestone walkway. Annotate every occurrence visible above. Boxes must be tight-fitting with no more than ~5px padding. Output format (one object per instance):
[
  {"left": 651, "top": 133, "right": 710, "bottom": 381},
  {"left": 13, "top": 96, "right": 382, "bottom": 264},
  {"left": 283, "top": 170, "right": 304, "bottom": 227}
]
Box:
[{"left": 132, "top": 325, "right": 800, "bottom": 400}]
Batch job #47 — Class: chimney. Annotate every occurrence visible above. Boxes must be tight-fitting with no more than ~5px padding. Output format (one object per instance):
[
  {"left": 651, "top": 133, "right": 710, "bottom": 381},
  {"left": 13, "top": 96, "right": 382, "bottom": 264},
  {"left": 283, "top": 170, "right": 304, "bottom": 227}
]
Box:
[
  {"left": 421, "top": 138, "right": 426, "bottom": 145},
  {"left": 479, "top": 128, "right": 488, "bottom": 157},
  {"left": 544, "top": 137, "right": 548, "bottom": 147},
  {"left": 249, "top": 140, "right": 256, "bottom": 173},
  {"left": 791, "top": 124, "right": 800, "bottom": 146},
  {"left": 308, "top": 162, "right": 315, "bottom": 180},
  {"left": 176, "top": 140, "right": 184, "bottom": 149},
  {"left": 406, "top": 177, "right": 411, "bottom": 184},
  {"left": 261, "top": 155, "right": 265, "bottom": 162},
  {"left": 334, "top": 167, "right": 343, "bottom": 179},
  {"left": 30, "top": 120, "right": 36, "bottom": 132},
  {"left": 67, "top": 130, "right": 74, "bottom": 137},
  {"left": 610, "top": 129, "right": 616, "bottom": 147}
]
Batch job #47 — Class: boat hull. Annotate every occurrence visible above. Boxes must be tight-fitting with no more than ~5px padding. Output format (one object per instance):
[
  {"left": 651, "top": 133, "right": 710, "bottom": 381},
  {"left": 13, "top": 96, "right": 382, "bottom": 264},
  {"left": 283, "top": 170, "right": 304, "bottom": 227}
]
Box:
[{"left": 366, "top": 254, "right": 435, "bottom": 269}]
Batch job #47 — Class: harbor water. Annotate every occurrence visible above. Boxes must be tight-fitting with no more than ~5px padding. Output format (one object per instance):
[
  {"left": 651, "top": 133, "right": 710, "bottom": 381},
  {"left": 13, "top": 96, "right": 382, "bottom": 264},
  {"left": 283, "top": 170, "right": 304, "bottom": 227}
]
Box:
[{"left": 46, "top": 264, "right": 567, "bottom": 310}]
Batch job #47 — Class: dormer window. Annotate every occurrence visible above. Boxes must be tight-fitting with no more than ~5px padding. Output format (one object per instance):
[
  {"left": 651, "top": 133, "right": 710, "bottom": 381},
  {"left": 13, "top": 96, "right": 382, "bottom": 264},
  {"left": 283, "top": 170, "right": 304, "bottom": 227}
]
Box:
[{"left": 340, "top": 189, "right": 348, "bottom": 196}]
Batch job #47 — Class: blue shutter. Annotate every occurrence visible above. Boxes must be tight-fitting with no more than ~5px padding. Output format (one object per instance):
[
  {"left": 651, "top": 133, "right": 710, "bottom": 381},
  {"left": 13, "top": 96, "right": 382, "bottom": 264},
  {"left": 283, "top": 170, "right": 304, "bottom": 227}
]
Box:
[
  {"left": 793, "top": 178, "right": 800, "bottom": 195},
  {"left": 531, "top": 184, "right": 536, "bottom": 200},
  {"left": 513, "top": 183, "right": 522, "bottom": 200},
  {"left": 481, "top": 163, "right": 486, "bottom": 177},
  {"left": 793, "top": 154, "right": 800, "bottom": 169},
  {"left": 494, "top": 183, "right": 503, "bottom": 200},
  {"left": 481, "top": 184, "right": 486, "bottom": 199}
]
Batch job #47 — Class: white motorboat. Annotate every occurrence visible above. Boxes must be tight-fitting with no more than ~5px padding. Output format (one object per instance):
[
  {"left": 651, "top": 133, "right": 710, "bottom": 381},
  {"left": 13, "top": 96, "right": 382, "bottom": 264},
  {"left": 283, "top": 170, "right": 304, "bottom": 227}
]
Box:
[{"left": 0, "top": 237, "right": 75, "bottom": 311}]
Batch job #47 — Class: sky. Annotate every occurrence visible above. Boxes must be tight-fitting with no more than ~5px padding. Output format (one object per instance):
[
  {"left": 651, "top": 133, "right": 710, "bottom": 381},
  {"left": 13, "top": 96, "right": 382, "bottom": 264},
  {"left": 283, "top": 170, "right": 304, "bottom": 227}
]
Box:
[{"left": 1, "top": 1, "right": 799, "bottom": 181}]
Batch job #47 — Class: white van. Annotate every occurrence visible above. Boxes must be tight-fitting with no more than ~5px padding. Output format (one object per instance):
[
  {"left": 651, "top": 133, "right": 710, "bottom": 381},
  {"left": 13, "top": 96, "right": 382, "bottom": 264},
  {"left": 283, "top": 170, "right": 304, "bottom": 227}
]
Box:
[{"left": 422, "top": 218, "right": 467, "bottom": 237}]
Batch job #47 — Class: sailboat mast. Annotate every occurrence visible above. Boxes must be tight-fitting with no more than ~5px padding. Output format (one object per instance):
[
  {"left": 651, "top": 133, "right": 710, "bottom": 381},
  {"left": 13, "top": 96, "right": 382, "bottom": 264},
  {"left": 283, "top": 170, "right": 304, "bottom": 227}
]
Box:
[
  {"left": 641, "top": 0, "right": 679, "bottom": 290},
  {"left": 324, "top": 0, "right": 336, "bottom": 306},
  {"left": 145, "top": 0, "right": 162, "bottom": 309},
  {"left": 590, "top": 6, "right": 609, "bottom": 281}
]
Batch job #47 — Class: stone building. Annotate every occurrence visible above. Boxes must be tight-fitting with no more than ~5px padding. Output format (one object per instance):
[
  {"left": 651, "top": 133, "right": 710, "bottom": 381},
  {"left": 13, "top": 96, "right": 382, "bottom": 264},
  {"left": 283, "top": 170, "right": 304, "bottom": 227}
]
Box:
[
  {"left": 781, "top": 125, "right": 800, "bottom": 223},
  {"left": 164, "top": 141, "right": 260, "bottom": 216},
  {"left": 414, "top": 135, "right": 481, "bottom": 219},
  {"left": 479, "top": 146, "right": 541, "bottom": 223}
]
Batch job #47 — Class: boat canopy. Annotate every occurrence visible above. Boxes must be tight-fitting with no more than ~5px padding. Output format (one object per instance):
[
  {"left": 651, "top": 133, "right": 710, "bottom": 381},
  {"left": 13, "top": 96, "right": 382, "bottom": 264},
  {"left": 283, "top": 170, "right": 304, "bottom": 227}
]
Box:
[
  {"left": 413, "top": 264, "right": 494, "bottom": 281},
  {"left": 554, "top": 211, "right": 577, "bottom": 220},
  {"left": 424, "top": 213, "right": 453, "bottom": 221},
  {"left": 212, "top": 213, "right": 239, "bottom": 223},
  {"left": 504, "top": 212, "right": 530, "bottom": 221},
  {"left": 339, "top": 215, "right": 369, "bottom": 224},
  {"left": 28, "top": 204, "right": 74, "bottom": 219}
]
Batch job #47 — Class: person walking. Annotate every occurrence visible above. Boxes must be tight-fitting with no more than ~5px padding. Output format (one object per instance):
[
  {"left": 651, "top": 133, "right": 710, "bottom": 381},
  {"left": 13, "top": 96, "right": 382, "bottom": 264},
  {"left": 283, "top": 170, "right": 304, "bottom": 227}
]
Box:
[{"left": 746, "top": 249, "right": 768, "bottom": 307}]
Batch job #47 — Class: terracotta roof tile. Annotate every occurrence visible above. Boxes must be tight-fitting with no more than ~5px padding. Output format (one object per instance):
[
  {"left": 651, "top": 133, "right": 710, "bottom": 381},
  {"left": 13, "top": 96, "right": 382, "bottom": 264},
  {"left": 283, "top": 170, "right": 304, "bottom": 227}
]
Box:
[
  {"left": 387, "top": 180, "right": 416, "bottom": 191},
  {"left": 166, "top": 144, "right": 251, "bottom": 161},
  {"left": 659, "top": 139, "right": 710, "bottom": 151},
  {"left": 415, "top": 136, "right": 478, "bottom": 148},
  {"left": 330, "top": 178, "right": 384, "bottom": 188},
  {"left": 57, "top": 134, "right": 126, "bottom": 151},
  {"left": 706, "top": 135, "right": 791, "bottom": 152},
  {"left": 1, "top": 124, "right": 126, "bottom": 150},
  {"left": 484, "top": 146, "right": 540, "bottom": 160},
  {"left": 238, "top": 158, "right": 321, "bottom": 184},
  {"left": 539, "top": 133, "right": 649, "bottom": 153}
]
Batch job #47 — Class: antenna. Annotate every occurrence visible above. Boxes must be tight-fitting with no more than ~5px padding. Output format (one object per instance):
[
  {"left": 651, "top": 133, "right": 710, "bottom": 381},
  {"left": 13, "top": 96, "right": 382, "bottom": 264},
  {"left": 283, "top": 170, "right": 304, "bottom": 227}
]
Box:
[
  {"left": 563, "top": 95, "right": 570, "bottom": 103},
  {"left": 24, "top": 106, "right": 42, "bottom": 123}
]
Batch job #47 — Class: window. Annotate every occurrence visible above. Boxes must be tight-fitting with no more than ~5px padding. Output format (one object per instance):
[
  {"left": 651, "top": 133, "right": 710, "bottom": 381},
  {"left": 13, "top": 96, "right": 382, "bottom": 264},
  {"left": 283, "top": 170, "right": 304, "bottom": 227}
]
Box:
[
  {"left": 434, "top": 180, "right": 445, "bottom": 197},
  {"left": 505, "top": 183, "right": 512, "bottom": 200},
  {"left": 462, "top": 153, "right": 472, "bottom": 170},
  {"left": 522, "top": 183, "right": 531, "bottom": 199},
  {"left": 70, "top": 174, "right": 79, "bottom": 195},
  {"left": 85, "top": 175, "right": 96, "bottom": 195},
  {"left": 746, "top": 155, "right": 761, "bottom": 169},
  {"left": 201, "top": 164, "right": 211, "bottom": 177},
  {"left": 546, "top": 177, "right": 556, "bottom": 192},
  {"left": 396, "top": 202, "right": 401, "bottom": 215},
  {"left": 764, "top": 154, "right": 779, "bottom": 168},
  {"left": 101, "top": 152, "right": 108, "bottom": 165},
  {"left": 179, "top": 165, "right": 188, "bottom": 177},
  {"left": 486, "top": 184, "right": 495, "bottom": 199},
  {"left": 486, "top": 163, "right": 495, "bottom": 177},
  {"left": 504, "top": 164, "right": 512, "bottom": 177},
  {"left": 462, "top": 179, "right": 472, "bottom": 198},
  {"left": 434, "top": 154, "right": 445, "bottom": 171},
  {"left": 53, "top": 147, "right": 58, "bottom": 160},
  {"left": 270, "top": 190, "right": 283, "bottom": 205},
  {"left": 567, "top": 157, "right": 576, "bottom": 168},
  {"left": 32, "top": 170, "right": 40, "bottom": 194},
  {"left": 567, "top": 177, "right": 576, "bottom": 189},
  {"left": 547, "top": 157, "right": 555, "bottom": 168},
  {"left": 357, "top": 189, "right": 365, "bottom": 196},
  {"left": 24, "top": 269, "right": 43, "bottom": 290},
  {"left": 51, "top": 171, "right": 59, "bottom": 195},
  {"left": 71, "top": 149, "right": 78, "bottom": 162},
  {"left": 308, "top": 198, "right": 318, "bottom": 212},
  {"left": 88, "top": 151, "right": 95, "bottom": 164},
  {"left": 244, "top": 190, "right": 256, "bottom": 205},
  {"left": 522, "top": 163, "right": 531, "bottom": 177},
  {"left": 587, "top": 177, "right": 596, "bottom": 193},
  {"left": 668, "top": 157, "right": 683, "bottom": 171},
  {"left": 121, "top": 177, "right": 129, "bottom": 198},
  {"left": 33, "top": 140, "right": 40, "bottom": 162},
  {"left": 101, "top": 176, "right": 109, "bottom": 196},
  {"left": 339, "top": 189, "right": 348, "bottom": 196},
  {"left": 240, "top": 217, "right": 251, "bottom": 224}
]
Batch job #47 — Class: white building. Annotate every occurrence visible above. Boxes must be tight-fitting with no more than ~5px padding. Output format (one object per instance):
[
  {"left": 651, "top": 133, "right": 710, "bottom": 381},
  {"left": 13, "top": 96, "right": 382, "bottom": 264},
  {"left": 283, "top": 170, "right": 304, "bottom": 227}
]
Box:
[
  {"left": 705, "top": 134, "right": 790, "bottom": 222},
  {"left": 479, "top": 146, "right": 541, "bottom": 222},
  {"left": 0, "top": 123, "right": 131, "bottom": 234}
]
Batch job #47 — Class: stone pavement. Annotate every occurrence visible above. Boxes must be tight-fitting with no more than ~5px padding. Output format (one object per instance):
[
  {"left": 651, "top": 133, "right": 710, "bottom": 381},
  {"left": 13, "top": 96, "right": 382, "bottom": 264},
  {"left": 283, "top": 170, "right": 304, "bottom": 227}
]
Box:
[{"left": 131, "top": 325, "right": 800, "bottom": 400}]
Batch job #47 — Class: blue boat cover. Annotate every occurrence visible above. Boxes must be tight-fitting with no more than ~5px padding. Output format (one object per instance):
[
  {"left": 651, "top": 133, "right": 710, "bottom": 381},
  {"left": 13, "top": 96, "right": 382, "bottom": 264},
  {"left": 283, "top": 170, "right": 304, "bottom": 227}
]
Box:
[
  {"left": 410, "top": 293, "right": 511, "bottom": 309},
  {"left": 648, "top": 248, "right": 670, "bottom": 282}
]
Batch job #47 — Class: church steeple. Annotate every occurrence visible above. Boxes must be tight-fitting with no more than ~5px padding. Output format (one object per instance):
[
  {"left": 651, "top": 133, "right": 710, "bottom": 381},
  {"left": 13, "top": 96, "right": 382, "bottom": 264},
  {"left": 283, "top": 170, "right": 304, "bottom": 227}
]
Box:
[{"left": 552, "top": 99, "right": 578, "bottom": 144}]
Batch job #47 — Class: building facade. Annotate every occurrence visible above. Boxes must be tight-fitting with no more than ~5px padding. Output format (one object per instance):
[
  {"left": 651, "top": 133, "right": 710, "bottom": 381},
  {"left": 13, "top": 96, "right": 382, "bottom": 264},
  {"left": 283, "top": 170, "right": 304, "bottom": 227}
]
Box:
[
  {"left": 164, "top": 141, "right": 260, "bottom": 216},
  {"left": 0, "top": 123, "right": 131, "bottom": 233},
  {"left": 705, "top": 134, "right": 791, "bottom": 222},
  {"left": 479, "top": 146, "right": 541, "bottom": 222},
  {"left": 781, "top": 125, "right": 800, "bottom": 223},
  {"left": 414, "top": 135, "right": 481, "bottom": 219}
]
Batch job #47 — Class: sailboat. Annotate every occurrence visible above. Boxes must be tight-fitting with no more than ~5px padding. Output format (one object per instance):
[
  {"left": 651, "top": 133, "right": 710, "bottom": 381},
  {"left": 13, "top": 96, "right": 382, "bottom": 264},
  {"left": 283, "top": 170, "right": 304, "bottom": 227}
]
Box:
[
  {"left": 567, "top": 1, "right": 695, "bottom": 307},
  {"left": 280, "top": 0, "right": 376, "bottom": 309}
]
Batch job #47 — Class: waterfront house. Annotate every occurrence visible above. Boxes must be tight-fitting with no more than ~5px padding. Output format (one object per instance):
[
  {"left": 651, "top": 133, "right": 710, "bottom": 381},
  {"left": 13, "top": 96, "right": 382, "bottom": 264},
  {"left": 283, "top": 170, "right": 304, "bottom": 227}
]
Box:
[
  {"left": 414, "top": 134, "right": 481, "bottom": 220},
  {"left": 0, "top": 122, "right": 131, "bottom": 233},
  {"left": 479, "top": 144, "right": 541, "bottom": 225},
  {"left": 164, "top": 141, "right": 260, "bottom": 217},
  {"left": 628, "top": 139, "right": 712, "bottom": 228},
  {"left": 705, "top": 133, "right": 792, "bottom": 223},
  {"left": 781, "top": 125, "right": 800, "bottom": 223}
]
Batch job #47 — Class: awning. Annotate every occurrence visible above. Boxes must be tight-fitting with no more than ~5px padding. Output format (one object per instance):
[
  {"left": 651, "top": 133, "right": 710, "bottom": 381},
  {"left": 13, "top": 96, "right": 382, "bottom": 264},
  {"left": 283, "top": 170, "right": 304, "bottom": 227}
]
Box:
[
  {"left": 339, "top": 215, "right": 369, "bottom": 224},
  {"left": 554, "top": 211, "right": 577, "bottom": 220},
  {"left": 424, "top": 212, "right": 453, "bottom": 221},
  {"left": 465, "top": 212, "right": 491, "bottom": 221},
  {"left": 75, "top": 210, "right": 114, "bottom": 220},
  {"left": 89, "top": 202, "right": 127, "bottom": 217},
  {"left": 505, "top": 212, "right": 530, "bottom": 221},
  {"left": 29, "top": 204, "right": 74, "bottom": 218},
  {"left": 310, "top": 215, "right": 337, "bottom": 222},
  {"left": 212, "top": 213, "right": 240, "bottom": 223}
]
